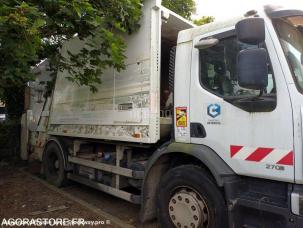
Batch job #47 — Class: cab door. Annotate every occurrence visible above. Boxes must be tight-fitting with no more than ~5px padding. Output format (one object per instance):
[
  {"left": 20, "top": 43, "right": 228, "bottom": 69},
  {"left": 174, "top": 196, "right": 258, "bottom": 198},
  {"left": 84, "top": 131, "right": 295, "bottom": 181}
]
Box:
[{"left": 189, "top": 26, "right": 294, "bottom": 182}]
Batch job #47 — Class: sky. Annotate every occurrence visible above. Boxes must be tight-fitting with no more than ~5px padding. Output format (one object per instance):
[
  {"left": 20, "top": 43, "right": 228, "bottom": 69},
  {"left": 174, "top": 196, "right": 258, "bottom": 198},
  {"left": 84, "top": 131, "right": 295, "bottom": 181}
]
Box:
[{"left": 194, "top": 0, "right": 303, "bottom": 21}]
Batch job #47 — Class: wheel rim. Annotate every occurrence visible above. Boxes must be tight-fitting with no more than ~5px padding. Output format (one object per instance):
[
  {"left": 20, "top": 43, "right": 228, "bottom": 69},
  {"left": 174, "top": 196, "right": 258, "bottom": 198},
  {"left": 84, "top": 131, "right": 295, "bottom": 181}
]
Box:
[
  {"left": 47, "top": 151, "right": 59, "bottom": 177},
  {"left": 168, "top": 187, "right": 209, "bottom": 228}
]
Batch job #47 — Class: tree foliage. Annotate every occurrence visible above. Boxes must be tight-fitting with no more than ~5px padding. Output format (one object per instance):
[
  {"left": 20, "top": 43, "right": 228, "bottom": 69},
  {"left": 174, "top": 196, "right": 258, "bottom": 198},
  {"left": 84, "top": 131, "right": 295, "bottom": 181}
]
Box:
[
  {"left": 0, "top": 0, "right": 215, "bottom": 119},
  {"left": 0, "top": 0, "right": 142, "bottom": 118},
  {"left": 162, "top": 0, "right": 196, "bottom": 20},
  {"left": 162, "top": 0, "right": 214, "bottom": 26},
  {"left": 193, "top": 16, "right": 215, "bottom": 26}
]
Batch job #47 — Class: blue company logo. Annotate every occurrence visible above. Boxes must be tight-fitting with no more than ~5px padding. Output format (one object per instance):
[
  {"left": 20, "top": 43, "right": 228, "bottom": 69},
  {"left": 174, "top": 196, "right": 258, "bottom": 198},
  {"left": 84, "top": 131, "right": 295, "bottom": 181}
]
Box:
[{"left": 207, "top": 104, "right": 221, "bottom": 118}]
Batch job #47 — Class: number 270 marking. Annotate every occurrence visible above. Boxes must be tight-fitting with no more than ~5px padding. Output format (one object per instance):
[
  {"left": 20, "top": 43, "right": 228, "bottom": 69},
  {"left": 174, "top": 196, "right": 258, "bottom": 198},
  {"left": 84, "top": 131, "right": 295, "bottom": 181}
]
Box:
[{"left": 266, "top": 164, "right": 285, "bottom": 171}]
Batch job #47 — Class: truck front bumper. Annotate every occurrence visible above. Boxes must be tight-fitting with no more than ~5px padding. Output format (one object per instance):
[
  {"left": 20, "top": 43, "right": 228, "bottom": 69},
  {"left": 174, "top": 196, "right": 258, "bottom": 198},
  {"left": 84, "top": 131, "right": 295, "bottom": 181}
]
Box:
[{"left": 291, "top": 190, "right": 303, "bottom": 216}]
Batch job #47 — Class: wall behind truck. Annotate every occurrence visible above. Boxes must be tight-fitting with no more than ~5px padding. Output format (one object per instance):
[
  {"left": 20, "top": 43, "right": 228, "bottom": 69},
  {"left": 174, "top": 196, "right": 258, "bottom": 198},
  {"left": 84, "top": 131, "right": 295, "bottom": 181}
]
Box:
[{"left": 48, "top": 0, "right": 160, "bottom": 144}]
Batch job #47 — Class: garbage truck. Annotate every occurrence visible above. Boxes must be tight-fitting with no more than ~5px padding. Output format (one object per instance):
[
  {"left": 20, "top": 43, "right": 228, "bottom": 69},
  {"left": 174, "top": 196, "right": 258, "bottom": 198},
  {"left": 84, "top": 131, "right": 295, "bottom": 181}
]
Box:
[{"left": 22, "top": 0, "right": 303, "bottom": 227}]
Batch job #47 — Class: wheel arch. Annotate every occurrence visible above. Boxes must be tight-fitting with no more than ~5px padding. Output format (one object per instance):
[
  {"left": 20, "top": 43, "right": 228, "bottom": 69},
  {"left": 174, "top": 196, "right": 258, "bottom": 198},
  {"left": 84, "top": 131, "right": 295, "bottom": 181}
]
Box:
[
  {"left": 140, "top": 142, "right": 235, "bottom": 222},
  {"left": 42, "top": 137, "right": 69, "bottom": 171}
]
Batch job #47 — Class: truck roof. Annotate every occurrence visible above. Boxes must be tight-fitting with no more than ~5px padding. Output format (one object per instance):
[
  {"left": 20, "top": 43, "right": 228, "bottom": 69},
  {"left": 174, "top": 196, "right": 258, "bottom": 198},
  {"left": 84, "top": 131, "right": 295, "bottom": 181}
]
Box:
[
  {"left": 178, "top": 4, "right": 303, "bottom": 44},
  {"left": 161, "top": 6, "right": 195, "bottom": 28},
  {"left": 178, "top": 16, "right": 244, "bottom": 44}
]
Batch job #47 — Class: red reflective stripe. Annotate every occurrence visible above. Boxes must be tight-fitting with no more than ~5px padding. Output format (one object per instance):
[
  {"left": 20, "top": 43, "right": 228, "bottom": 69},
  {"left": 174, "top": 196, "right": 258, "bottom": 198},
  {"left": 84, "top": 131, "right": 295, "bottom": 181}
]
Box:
[
  {"left": 277, "top": 151, "right": 294, "bottom": 166},
  {"left": 245, "top": 147, "right": 274, "bottom": 162},
  {"left": 230, "top": 145, "right": 243, "bottom": 157}
]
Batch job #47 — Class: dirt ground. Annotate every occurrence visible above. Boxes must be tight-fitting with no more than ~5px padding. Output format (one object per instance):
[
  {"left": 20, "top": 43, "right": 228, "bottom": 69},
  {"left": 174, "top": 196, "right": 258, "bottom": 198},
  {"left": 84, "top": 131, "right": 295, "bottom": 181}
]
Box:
[
  {"left": 0, "top": 161, "right": 158, "bottom": 227},
  {"left": 0, "top": 163, "right": 122, "bottom": 227}
]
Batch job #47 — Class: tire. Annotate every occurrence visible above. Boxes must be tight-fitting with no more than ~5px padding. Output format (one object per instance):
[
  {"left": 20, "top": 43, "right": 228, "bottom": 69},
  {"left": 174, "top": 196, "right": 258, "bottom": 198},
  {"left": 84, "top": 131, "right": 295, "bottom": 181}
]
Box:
[
  {"left": 43, "top": 142, "right": 67, "bottom": 187},
  {"left": 157, "top": 165, "right": 228, "bottom": 228}
]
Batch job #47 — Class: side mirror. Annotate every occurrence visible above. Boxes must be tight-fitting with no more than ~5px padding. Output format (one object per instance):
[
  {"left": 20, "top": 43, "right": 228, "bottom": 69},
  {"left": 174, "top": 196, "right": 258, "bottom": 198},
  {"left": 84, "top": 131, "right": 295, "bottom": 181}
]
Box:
[
  {"left": 236, "top": 18, "right": 265, "bottom": 45},
  {"left": 237, "top": 48, "right": 268, "bottom": 90},
  {"left": 195, "top": 38, "right": 219, "bottom": 50}
]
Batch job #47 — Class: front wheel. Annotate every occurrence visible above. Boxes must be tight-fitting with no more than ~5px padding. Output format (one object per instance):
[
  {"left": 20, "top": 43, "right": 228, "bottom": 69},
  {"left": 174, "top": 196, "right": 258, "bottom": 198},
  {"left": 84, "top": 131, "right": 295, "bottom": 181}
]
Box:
[{"left": 157, "top": 165, "right": 228, "bottom": 228}]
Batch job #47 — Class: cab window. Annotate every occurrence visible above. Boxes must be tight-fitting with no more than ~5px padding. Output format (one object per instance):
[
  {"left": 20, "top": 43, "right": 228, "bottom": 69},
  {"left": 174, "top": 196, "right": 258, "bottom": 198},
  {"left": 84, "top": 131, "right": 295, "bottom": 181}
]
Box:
[
  {"left": 199, "top": 35, "right": 276, "bottom": 112},
  {"left": 199, "top": 36, "right": 275, "bottom": 96}
]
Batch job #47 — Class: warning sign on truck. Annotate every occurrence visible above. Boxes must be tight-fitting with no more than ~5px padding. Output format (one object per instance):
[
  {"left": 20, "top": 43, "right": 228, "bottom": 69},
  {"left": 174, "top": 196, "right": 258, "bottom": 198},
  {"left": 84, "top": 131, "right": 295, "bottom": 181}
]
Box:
[{"left": 176, "top": 107, "right": 188, "bottom": 127}]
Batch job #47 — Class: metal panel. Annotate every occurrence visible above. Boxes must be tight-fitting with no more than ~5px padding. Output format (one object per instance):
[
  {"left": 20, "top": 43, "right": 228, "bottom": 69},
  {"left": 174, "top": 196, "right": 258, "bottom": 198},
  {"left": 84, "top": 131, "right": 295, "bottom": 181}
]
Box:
[
  {"left": 47, "top": 1, "right": 193, "bottom": 144},
  {"left": 68, "top": 156, "right": 144, "bottom": 179},
  {"left": 48, "top": 0, "right": 160, "bottom": 144},
  {"left": 174, "top": 42, "right": 192, "bottom": 143}
]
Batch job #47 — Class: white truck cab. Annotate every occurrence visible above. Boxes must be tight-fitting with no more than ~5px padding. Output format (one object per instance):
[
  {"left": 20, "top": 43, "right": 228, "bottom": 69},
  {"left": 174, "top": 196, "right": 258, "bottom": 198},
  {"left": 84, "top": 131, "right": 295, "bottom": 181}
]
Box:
[
  {"left": 175, "top": 5, "right": 303, "bottom": 184},
  {"left": 24, "top": 2, "right": 303, "bottom": 228},
  {"left": 170, "top": 6, "right": 303, "bottom": 226}
]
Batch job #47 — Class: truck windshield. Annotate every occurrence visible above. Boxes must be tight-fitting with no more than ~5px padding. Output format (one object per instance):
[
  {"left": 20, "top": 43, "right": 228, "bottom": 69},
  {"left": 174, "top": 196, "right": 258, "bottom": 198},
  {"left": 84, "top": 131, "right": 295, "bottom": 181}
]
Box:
[{"left": 273, "top": 16, "right": 303, "bottom": 92}]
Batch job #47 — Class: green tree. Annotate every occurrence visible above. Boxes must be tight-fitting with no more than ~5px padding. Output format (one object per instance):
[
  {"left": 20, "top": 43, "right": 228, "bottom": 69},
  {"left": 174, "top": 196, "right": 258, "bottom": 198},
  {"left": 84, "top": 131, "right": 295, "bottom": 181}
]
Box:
[
  {"left": 162, "top": 0, "right": 196, "bottom": 20},
  {"left": 162, "top": 0, "right": 214, "bottom": 25},
  {"left": 193, "top": 16, "right": 215, "bottom": 26},
  {"left": 0, "top": 0, "right": 142, "bottom": 119}
]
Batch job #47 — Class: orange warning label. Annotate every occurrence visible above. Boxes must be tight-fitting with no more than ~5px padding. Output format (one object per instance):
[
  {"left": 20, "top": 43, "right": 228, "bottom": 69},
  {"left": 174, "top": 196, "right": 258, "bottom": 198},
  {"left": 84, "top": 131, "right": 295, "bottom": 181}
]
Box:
[{"left": 176, "top": 107, "right": 188, "bottom": 127}]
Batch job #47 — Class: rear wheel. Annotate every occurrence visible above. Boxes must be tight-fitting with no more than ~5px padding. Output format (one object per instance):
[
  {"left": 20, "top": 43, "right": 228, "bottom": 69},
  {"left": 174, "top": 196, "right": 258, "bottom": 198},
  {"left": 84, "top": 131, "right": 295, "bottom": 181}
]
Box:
[
  {"left": 157, "top": 165, "right": 227, "bottom": 228},
  {"left": 43, "top": 142, "right": 67, "bottom": 187}
]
